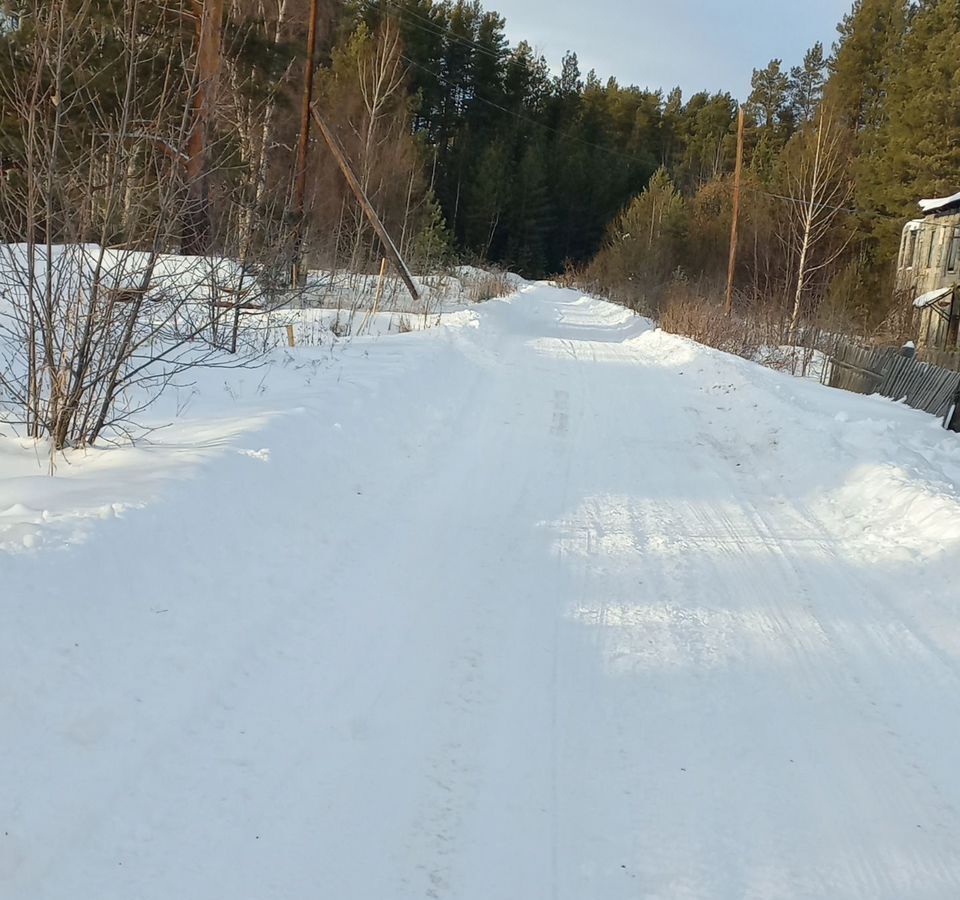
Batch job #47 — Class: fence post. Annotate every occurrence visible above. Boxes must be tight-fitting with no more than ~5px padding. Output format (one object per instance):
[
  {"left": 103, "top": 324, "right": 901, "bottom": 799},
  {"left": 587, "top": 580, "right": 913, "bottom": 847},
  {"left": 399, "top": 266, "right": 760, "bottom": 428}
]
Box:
[{"left": 945, "top": 381, "right": 960, "bottom": 432}]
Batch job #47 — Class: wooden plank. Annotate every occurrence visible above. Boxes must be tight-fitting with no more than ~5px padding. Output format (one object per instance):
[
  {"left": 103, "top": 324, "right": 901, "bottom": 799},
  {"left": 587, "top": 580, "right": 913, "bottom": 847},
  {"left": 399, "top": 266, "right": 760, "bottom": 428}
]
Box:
[
  {"left": 878, "top": 357, "right": 904, "bottom": 397},
  {"left": 891, "top": 359, "right": 912, "bottom": 399},
  {"left": 930, "top": 371, "right": 957, "bottom": 414}
]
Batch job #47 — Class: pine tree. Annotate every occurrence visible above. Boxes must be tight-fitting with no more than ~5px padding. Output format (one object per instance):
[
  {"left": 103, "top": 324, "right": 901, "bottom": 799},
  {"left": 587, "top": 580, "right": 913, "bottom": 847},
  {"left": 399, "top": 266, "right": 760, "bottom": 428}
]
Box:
[
  {"left": 857, "top": 0, "right": 960, "bottom": 250},
  {"left": 746, "top": 59, "right": 789, "bottom": 132},
  {"left": 674, "top": 91, "right": 738, "bottom": 190},
  {"left": 504, "top": 140, "right": 551, "bottom": 275},
  {"left": 462, "top": 138, "right": 510, "bottom": 257},
  {"left": 820, "top": 0, "right": 909, "bottom": 291},
  {"left": 789, "top": 42, "right": 827, "bottom": 124},
  {"left": 825, "top": 0, "right": 908, "bottom": 133},
  {"left": 659, "top": 86, "right": 683, "bottom": 171},
  {"left": 588, "top": 166, "right": 686, "bottom": 305},
  {"left": 389, "top": 0, "right": 446, "bottom": 136}
]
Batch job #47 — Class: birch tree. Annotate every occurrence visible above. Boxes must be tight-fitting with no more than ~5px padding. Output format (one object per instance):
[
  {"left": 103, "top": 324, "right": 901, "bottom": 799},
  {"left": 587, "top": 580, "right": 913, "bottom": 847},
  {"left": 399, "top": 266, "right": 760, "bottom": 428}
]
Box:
[{"left": 783, "top": 108, "right": 853, "bottom": 334}]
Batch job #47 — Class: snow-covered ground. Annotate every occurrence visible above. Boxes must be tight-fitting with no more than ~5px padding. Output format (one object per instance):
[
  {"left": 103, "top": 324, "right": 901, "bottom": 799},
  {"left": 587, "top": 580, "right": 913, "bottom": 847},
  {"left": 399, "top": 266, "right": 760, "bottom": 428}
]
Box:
[
  {"left": 237, "top": 266, "right": 518, "bottom": 345},
  {"left": 5, "top": 283, "right": 960, "bottom": 898}
]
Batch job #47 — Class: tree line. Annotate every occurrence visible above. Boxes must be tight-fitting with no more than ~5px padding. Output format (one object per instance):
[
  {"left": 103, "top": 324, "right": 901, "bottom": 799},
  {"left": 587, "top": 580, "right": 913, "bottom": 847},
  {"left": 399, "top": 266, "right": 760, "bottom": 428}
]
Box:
[
  {"left": 1, "top": 0, "right": 958, "bottom": 319},
  {"left": 588, "top": 0, "right": 960, "bottom": 332},
  {"left": 353, "top": 0, "right": 959, "bottom": 329}
]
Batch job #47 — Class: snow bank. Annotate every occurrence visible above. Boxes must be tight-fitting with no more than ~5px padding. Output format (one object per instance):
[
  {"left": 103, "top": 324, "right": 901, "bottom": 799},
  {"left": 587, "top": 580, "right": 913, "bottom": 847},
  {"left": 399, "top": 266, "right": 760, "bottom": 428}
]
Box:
[
  {"left": 753, "top": 344, "right": 827, "bottom": 380},
  {"left": 298, "top": 265, "right": 523, "bottom": 318},
  {"left": 0, "top": 244, "right": 263, "bottom": 308}
]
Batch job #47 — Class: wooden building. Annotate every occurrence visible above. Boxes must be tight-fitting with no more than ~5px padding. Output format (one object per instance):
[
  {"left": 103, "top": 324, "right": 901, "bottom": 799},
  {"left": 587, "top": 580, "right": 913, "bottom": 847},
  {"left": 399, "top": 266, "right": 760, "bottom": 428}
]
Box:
[{"left": 897, "top": 192, "right": 960, "bottom": 349}]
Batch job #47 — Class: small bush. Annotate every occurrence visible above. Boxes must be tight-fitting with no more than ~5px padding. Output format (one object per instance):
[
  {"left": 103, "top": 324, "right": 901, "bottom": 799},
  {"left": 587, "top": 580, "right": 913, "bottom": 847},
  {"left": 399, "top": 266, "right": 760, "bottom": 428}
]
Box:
[
  {"left": 465, "top": 270, "right": 513, "bottom": 304},
  {"left": 658, "top": 279, "right": 849, "bottom": 380}
]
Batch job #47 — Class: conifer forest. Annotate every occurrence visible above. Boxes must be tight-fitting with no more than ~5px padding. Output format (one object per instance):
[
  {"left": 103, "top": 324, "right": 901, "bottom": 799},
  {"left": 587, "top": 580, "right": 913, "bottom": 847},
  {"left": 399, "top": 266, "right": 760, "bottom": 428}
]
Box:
[{"left": 1, "top": 0, "right": 958, "bottom": 331}]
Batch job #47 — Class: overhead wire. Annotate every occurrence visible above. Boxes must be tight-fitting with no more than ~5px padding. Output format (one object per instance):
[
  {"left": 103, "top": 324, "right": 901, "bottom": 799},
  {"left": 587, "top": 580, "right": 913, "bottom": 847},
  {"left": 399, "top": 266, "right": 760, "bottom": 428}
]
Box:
[
  {"left": 353, "top": 0, "right": 960, "bottom": 234},
  {"left": 358, "top": 0, "right": 506, "bottom": 62},
  {"left": 398, "top": 52, "right": 650, "bottom": 167}
]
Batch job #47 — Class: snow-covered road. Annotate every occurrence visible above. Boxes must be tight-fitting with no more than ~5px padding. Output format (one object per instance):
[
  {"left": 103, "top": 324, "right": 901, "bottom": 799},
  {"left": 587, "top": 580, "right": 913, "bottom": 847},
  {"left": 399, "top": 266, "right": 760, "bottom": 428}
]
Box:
[{"left": 6, "top": 284, "right": 960, "bottom": 898}]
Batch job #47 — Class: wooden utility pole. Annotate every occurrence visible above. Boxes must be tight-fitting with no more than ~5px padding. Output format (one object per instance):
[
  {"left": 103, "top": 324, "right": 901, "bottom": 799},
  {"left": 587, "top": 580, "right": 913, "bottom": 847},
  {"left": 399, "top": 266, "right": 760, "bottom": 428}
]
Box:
[
  {"left": 311, "top": 105, "right": 420, "bottom": 302},
  {"left": 291, "top": 0, "right": 321, "bottom": 286},
  {"left": 725, "top": 105, "right": 745, "bottom": 316},
  {"left": 184, "top": 0, "right": 224, "bottom": 256}
]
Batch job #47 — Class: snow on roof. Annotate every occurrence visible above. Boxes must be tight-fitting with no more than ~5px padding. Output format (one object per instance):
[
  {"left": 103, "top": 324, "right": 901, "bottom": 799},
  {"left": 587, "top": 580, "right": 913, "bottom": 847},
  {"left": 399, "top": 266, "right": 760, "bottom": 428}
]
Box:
[
  {"left": 919, "top": 191, "right": 960, "bottom": 214},
  {"left": 905, "top": 219, "right": 924, "bottom": 232},
  {"left": 913, "top": 286, "right": 955, "bottom": 309}
]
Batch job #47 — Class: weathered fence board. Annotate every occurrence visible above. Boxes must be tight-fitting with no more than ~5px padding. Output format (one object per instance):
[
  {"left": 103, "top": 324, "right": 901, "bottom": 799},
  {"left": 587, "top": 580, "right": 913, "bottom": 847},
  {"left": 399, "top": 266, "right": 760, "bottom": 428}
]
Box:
[
  {"left": 825, "top": 343, "right": 892, "bottom": 396},
  {"left": 826, "top": 339, "right": 960, "bottom": 424}
]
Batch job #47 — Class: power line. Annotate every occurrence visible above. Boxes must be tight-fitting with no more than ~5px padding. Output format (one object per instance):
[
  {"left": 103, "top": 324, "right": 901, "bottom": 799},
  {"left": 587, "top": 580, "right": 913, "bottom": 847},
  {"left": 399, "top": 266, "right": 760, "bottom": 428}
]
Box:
[
  {"left": 398, "top": 53, "right": 649, "bottom": 168},
  {"left": 358, "top": 0, "right": 959, "bottom": 233},
  {"left": 355, "top": 0, "right": 637, "bottom": 163},
  {"left": 745, "top": 184, "right": 960, "bottom": 231},
  {"left": 357, "top": 0, "right": 505, "bottom": 63}
]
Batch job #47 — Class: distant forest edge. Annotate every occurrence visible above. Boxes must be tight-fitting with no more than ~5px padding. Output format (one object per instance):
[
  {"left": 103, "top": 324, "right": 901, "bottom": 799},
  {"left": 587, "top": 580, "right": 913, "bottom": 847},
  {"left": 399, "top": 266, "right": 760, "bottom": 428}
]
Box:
[{"left": 1, "top": 0, "right": 957, "bottom": 328}]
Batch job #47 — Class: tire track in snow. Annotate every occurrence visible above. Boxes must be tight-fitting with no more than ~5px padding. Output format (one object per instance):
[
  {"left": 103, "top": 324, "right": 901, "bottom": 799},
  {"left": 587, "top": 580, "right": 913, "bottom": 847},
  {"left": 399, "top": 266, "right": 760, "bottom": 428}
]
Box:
[
  {"left": 10, "top": 285, "right": 960, "bottom": 899},
  {"left": 539, "top": 315, "right": 960, "bottom": 898}
]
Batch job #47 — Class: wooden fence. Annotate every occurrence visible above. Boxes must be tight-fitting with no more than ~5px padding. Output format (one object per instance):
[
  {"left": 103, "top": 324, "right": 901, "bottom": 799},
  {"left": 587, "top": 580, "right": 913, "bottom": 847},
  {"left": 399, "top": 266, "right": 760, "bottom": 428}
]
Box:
[
  {"left": 919, "top": 347, "right": 960, "bottom": 371},
  {"left": 825, "top": 340, "right": 960, "bottom": 425}
]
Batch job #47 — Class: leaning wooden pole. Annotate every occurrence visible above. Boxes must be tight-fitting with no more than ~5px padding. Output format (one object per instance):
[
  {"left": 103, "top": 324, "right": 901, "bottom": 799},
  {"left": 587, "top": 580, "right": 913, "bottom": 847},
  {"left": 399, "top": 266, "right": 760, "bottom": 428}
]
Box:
[
  {"left": 724, "top": 105, "right": 745, "bottom": 316},
  {"left": 311, "top": 105, "right": 420, "bottom": 301},
  {"left": 291, "top": 0, "right": 321, "bottom": 286}
]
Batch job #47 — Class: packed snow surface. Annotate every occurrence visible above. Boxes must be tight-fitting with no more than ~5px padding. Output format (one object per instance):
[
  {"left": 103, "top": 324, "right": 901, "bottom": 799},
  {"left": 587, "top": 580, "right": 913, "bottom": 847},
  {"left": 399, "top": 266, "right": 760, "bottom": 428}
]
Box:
[{"left": 5, "top": 284, "right": 960, "bottom": 898}]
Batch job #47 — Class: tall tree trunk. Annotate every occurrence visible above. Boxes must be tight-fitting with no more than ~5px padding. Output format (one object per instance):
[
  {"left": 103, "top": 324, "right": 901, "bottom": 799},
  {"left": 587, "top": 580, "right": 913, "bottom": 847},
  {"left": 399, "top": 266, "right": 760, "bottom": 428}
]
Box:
[{"left": 791, "top": 208, "right": 814, "bottom": 335}]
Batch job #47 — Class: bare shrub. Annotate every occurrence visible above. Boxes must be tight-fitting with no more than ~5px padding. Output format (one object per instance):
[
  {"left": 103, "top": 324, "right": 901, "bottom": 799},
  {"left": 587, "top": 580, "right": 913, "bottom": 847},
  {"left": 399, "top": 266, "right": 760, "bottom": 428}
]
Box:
[
  {"left": 658, "top": 278, "right": 855, "bottom": 379},
  {"left": 465, "top": 270, "right": 513, "bottom": 303},
  {"left": 0, "top": 0, "right": 300, "bottom": 451},
  {"left": 659, "top": 284, "right": 770, "bottom": 358}
]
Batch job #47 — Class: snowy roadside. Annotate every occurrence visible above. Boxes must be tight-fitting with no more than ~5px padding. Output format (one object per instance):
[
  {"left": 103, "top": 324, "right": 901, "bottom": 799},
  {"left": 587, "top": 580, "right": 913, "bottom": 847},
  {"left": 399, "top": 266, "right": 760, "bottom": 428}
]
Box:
[
  {"left": 5, "top": 284, "right": 960, "bottom": 898},
  {"left": 0, "top": 257, "right": 511, "bottom": 552},
  {"left": 3, "top": 282, "right": 960, "bottom": 561},
  {"left": 0, "top": 309, "right": 478, "bottom": 553}
]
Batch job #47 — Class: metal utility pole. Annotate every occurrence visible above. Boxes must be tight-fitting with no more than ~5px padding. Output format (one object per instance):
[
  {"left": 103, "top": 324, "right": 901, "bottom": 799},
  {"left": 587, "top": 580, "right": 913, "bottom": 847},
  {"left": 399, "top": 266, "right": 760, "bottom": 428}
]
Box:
[
  {"left": 311, "top": 105, "right": 420, "bottom": 302},
  {"left": 291, "top": 0, "right": 321, "bottom": 286},
  {"left": 725, "top": 105, "right": 745, "bottom": 316}
]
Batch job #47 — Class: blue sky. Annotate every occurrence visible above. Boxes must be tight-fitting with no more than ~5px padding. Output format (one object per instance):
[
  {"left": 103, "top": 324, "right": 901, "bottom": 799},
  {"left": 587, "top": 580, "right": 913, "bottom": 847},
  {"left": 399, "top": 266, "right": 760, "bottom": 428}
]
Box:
[{"left": 492, "top": 0, "right": 853, "bottom": 100}]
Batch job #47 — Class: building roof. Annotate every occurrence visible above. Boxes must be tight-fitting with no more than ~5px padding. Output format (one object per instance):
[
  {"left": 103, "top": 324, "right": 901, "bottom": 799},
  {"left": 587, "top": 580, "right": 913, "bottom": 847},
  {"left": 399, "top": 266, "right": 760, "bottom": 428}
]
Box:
[
  {"left": 920, "top": 192, "right": 960, "bottom": 215},
  {"left": 914, "top": 286, "right": 955, "bottom": 309}
]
